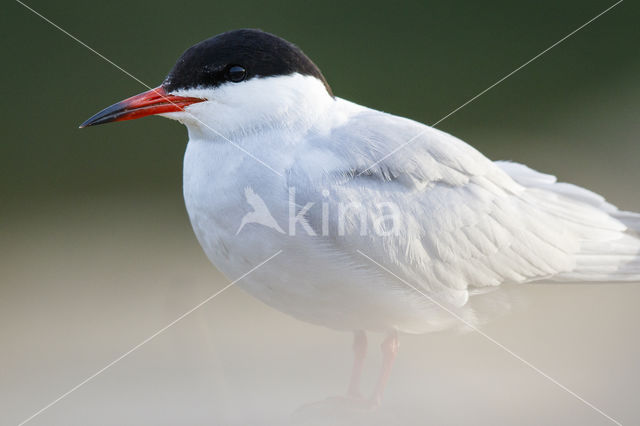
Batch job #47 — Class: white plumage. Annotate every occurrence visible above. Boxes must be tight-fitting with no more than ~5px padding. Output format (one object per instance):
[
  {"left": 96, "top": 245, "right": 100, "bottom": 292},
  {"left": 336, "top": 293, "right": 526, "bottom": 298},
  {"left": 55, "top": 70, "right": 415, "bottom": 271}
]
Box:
[
  {"left": 80, "top": 28, "right": 640, "bottom": 405},
  {"left": 236, "top": 186, "right": 285, "bottom": 235},
  {"left": 171, "top": 74, "right": 640, "bottom": 334}
]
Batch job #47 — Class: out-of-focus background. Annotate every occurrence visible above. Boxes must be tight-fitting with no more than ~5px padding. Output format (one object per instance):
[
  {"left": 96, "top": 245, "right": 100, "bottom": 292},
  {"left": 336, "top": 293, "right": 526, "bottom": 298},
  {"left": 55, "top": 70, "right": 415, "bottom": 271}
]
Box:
[{"left": 2, "top": 0, "right": 639, "bottom": 425}]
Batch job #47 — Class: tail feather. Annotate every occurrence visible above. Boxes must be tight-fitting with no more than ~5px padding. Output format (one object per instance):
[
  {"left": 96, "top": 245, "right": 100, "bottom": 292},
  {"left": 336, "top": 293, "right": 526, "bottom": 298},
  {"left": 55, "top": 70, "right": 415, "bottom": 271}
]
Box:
[{"left": 497, "top": 161, "right": 640, "bottom": 282}]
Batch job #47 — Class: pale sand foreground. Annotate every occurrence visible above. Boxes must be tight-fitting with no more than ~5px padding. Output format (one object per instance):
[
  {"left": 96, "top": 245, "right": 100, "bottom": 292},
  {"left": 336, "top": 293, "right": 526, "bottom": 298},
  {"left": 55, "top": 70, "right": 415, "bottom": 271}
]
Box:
[{"left": 1, "top": 194, "right": 639, "bottom": 426}]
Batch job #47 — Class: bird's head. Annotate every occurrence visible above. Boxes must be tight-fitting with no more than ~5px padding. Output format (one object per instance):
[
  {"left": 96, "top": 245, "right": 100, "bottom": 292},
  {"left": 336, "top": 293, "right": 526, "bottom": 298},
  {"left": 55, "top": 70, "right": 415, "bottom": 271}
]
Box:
[{"left": 80, "top": 29, "right": 334, "bottom": 137}]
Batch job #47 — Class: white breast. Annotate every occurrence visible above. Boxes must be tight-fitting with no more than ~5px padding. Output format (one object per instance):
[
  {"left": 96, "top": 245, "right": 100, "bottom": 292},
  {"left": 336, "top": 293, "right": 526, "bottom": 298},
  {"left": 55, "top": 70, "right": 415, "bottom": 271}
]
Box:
[
  {"left": 181, "top": 114, "right": 482, "bottom": 334},
  {"left": 180, "top": 74, "right": 640, "bottom": 335}
]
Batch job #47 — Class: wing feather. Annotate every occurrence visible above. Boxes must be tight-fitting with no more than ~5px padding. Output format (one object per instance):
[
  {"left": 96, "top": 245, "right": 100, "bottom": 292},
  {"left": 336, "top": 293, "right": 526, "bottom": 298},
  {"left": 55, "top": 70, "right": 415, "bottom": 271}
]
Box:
[{"left": 287, "top": 102, "right": 639, "bottom": 308}]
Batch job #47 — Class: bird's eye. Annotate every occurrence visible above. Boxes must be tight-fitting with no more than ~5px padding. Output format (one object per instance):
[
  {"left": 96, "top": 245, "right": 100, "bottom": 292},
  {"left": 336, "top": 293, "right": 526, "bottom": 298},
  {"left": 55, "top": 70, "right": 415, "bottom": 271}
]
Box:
[{"left": 227, "top": 65, "right": 247, "bottom": 83}]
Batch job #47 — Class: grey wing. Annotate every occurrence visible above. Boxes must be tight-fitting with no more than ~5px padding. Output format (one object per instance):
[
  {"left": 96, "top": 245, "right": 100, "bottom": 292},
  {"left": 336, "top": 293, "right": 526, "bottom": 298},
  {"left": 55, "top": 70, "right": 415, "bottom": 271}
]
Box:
[{"left": 287, "top": 107, "right": 591, "bottom": 307}]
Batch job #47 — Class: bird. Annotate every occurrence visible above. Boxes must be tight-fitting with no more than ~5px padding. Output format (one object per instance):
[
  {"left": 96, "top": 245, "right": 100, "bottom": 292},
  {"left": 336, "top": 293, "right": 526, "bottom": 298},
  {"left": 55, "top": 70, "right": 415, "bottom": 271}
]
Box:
[
  {"left": 236, "top": 186, "right": 286, "bottom": 235},
  {"left": 80, "top": 28, "right": 640, "bottom": 406}
]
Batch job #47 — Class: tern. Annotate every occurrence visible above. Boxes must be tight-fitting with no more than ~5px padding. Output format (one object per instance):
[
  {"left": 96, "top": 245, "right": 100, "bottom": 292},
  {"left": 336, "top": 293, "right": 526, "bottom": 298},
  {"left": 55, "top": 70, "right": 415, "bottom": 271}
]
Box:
[{"left": 81, "top": 29, "right": 640, "bottom": 406}]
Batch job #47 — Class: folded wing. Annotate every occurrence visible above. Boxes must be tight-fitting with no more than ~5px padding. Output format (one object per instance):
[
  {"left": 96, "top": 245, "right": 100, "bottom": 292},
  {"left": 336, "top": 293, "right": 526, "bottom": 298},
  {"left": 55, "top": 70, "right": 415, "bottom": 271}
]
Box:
[{"left": 287, "top": 103, "right": 640, "bottom": 308}]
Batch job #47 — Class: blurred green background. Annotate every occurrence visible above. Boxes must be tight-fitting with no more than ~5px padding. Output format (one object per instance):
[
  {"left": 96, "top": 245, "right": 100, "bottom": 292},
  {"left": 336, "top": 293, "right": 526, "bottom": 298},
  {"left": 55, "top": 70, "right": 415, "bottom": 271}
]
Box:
[
  {"left": 2, "top": 0, "right": 639, "bottom": 204},
  {"left": 2, "top": 1, "right": 640, "bottom": 425}
]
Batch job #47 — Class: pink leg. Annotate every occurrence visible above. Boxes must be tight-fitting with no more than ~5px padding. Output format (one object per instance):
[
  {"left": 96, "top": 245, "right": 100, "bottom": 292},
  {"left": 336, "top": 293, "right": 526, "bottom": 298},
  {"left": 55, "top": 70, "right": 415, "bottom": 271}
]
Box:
[
  {"left": 369, "top": 330, "right": 399, "bottom": 406},
  {"left": 347, "top": 330, "right": 367, "bottom": 398}
]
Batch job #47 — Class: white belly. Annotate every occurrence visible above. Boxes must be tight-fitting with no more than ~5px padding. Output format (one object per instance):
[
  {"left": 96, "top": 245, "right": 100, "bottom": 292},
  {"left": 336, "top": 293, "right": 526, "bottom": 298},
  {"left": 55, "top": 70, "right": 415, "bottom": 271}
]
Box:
[{"left": 182, "top": 138, "right": 488, "bottom": 333}]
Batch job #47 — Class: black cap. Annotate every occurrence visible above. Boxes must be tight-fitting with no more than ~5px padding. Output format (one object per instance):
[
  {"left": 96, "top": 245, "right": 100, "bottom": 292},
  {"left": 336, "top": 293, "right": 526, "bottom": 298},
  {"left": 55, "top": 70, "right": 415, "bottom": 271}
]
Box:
[{"left": 162, "top": 29, "right": 333, "bottom": 97}]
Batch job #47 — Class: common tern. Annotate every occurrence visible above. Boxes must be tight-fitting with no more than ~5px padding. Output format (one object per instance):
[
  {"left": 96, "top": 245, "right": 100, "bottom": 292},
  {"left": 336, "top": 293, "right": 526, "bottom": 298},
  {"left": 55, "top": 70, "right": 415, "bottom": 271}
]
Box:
[{"left": 81, "top": 28, "right": 640, "bottom": 405}]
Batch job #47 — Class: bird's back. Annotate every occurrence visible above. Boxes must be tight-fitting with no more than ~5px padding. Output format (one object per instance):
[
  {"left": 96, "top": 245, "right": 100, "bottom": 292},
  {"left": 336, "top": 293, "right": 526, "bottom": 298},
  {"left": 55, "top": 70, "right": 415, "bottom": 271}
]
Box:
[
  {"left": 290, "top": 100, "right": 640, "bottom": 302},
  {"left": 184, "top": 96, "right": 640, "bottom": 333}
]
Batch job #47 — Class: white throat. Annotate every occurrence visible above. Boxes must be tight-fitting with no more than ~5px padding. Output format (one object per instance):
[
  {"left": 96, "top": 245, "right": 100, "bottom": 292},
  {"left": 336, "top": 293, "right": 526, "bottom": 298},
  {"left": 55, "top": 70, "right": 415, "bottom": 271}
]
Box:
[{"left": 163, "top": 73, "right": 336, "bottom": 141}]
